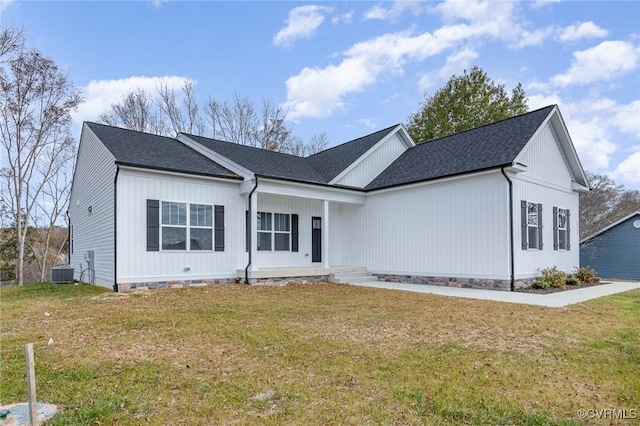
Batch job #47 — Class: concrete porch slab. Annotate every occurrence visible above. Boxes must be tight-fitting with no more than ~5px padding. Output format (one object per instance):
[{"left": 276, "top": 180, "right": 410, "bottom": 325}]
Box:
[{"left": 238, "top": 266, "right": 366, "bottom": 280}]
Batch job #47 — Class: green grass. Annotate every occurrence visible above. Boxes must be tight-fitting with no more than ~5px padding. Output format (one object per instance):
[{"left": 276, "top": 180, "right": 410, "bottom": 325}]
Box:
[{"left": 1, "top": 282, "right": 639, "bottom": 425}]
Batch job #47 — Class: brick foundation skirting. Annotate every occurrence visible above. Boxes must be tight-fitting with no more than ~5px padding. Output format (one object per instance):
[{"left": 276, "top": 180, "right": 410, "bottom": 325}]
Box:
[
  {"left": 117, "top": 278, "right": 238, "bottom": 292},
  {"left": 373, "top": 274, "right": 536, "bottom": 291},
  {"left": 248, "top": 275, "right": 329, "bottom": 285},
  {"left": 117, "top": 275, "right": 331, "bottom": 291}
]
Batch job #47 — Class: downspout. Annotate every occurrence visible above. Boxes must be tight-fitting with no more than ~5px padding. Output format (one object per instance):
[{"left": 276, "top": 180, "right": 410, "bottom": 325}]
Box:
[
  {"left": 113, "top": 166, "right": 120, "bottom": 292},
  {"left": 66, "top": 210, "right": 71, "bottom": 266},
  {"left": 501, "top": 167, "right": 515, "bottom": 291},
  {"left": 244, "top": 176, "right": 259, "bottom": 284}
]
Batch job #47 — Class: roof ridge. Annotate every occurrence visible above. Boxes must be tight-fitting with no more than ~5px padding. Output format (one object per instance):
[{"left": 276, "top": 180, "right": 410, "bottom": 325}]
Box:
[
  {"left": 414, "top": 104, "right": 556, "bottom": 145},
  {"left": 85, "top": 121, "right": 179, "bottom": 141},
  {"left": 181, "top": 132, "right": 311, "bottom": 160},
  {"left": 307, "top": 123, "right": 401, "bottom": 158}
]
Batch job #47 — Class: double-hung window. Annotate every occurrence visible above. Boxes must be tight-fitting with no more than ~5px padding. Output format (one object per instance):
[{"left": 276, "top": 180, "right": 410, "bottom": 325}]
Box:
[
  {"left": 553, "top": 207, "right": 571, "bottom": 251},
  {"left": 273, "top": 213, "right": 290, "bottom": 251},
  {"left": 521, "top": 201, "right": 543, "bottom": 250},
  {"left": 257, "top": 212, "right": 292, "bottom": 251},
  {"left": 148, "top": 200, "right": 222, "bottom": 252},
  {"left": 190, "top": 204, "right": 212, "bottom": 250},
  {"left": 162, "top": 202, "right": 187, "bottom": 250},
  {"left": 257, "top": 212, "right": 272, "bottom": 251}
]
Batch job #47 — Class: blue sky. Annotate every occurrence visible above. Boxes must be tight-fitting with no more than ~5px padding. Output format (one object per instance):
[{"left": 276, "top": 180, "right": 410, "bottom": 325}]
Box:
[{"left": 2, "top": 0, "right": 639, "bottom": 188}]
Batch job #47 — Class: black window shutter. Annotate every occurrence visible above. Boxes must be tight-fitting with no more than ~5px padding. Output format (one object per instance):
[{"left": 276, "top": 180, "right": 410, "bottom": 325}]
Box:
[
  {"left": 245, "top": 210, "right": 249, "bottom": 253},
  {"left": 537, "top": 203, "right": 543, "bottom": 250},
  {"left": 291, "top": 214, "right": 299, "bottom": 252},
  {"left": 566, "top": 209, "right": 571, "bottom": 250},
  {"left": 147, "top": 199, "right": 159, "bottom": 251},
  {"left": 520, "top": 200, "right": 527, "bottom": 250},
  {"left": 214, "top": 205, "right": 225, "bottom": 251},
  {"left": 553, "top": 206, "right": 558, "bottom": 250}
]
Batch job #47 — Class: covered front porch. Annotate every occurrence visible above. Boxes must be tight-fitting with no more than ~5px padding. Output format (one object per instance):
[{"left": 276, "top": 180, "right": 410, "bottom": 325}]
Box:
[{"left": 241, "top": 177, "right": 365, "bottom": 275}]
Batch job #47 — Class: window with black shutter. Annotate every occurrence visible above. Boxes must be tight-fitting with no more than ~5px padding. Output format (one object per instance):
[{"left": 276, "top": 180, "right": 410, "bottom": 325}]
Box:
[
  {"left": 146, "top": 199, "right": 159, "bottom": 251},
  {"left": 214, "top": 205, "right": 225, "bottom": 251}
]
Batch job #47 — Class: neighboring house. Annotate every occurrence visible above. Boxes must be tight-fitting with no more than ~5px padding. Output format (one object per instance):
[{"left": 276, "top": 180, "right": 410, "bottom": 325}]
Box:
[
  {"left": 580, "top": 212, "right": 640, "bottom": 280},
  {"left": 68, "top": 105, "right": 588, "bottom": 292}
]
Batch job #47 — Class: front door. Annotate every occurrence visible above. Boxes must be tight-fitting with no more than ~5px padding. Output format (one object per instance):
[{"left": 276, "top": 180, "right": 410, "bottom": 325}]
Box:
[{"left": 311, "top": 216, "right": 321, "bottom": 262}]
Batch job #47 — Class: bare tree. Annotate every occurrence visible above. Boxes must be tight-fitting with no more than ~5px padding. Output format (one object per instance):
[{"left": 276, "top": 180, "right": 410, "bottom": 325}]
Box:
[
  {"left": 580, "top": 171, "right": 640, "bottom": 238},
  {"left": 0, "top": 26, "right": 82, "bottom": 285},
  {"left": 290, "top": 132, "right": 329, "bottom": 157},
  {"left": 98, "top": 89, "right": 169, "bottom": 136},
  {"left": 157, "top": 81, "right": 205, "bottom": 136},
  {"left": 28, "top": 159, "right": 72, "bottom": 281},
  {"left": 204, "top": 93, "right": 257, "bottom": 145},
  {"left": 102, "top": 85, "right": 325, "bottom": 156}
]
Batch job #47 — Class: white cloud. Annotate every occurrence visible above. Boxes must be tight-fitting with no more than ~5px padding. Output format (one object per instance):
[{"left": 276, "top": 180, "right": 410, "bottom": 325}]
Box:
[
  {"left": 151, "top": 0, "right": 167, "bottom": 7},
  {"left": 332, "top": 11, "right": 353, "bottom": 25},
  {"left": 359, "top": 118, "right": 376, "bottom": 128},
  {"left": 511, "top": 27, "right": 554, "bottom": 49},
  {"left": 558, "top": 21, "right": 608, "bottom": 43},
  {"left": 418, "top": 47, "right": 478, "bottom": 91},
  {"left": 611, "top": 100, "right": 640, "bottom": 138},
  {"left": 0, "top": 0, "right": 15, "bottom": 12},
  {"left": 551, "top": 40, "right": 640, "bottom": 86},
  {"left": 530, "top": 0, "right": 561, "bottom": 10},
  {"left": 363, "top": 4, "right": 387, "bottom": 20},
  {"left": 612, "top": 151, "right": 640, "bottom": 186},
  {"left": 283, "top": 1, "right": 519, "bottom": 121},
  {"left": 527, "top": 95, "right": 640, "bottom": 175},
  {"left": 363, "top": 1, "right": 423, "bottom": 22},
  {"left": 73, "top": 75, "right": 192, "bottom": 125},
  {"left": 273, "top": 5, "right": 332, "bottom": 47}
]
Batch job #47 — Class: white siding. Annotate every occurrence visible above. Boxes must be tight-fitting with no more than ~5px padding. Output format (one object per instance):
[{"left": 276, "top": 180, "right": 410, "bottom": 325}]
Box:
[
  {"left": 516, "top": 123, "right": 573, "bottom": 187},
  {"left": 511, "top": 121, "right": 581, "bottom": 278},
  {"left": 512, "top": 178, "right": 580, "bottom": 278},
  {"left": 68, "top": 126, "right": 117, "bottom": 288},
  {"left": 253, "top": 194, "right": 325, "bottom": 268},
  {"left": 333, "top": 132, "right": 408, "bottom": 188},
  {"left": 116, "top": 169, "right": 245, "bottom": 283},
  {"left": 339, "top": 172, "right": 511, "bottom": 279}
]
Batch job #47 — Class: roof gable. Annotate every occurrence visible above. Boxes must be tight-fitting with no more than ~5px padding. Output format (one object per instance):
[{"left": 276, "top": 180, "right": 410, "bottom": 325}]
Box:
[
  {"left": 580, "top": 211, "right": 640, "bottom": 244},
  {"left": 366, "top": 105, "right": 556, "bottom": 190},
  {"left": 85, "top": 122, "right": 240, "bottom": 179},
  {"left": 307, "top": 124, "right": 400, "bottom": 183}
]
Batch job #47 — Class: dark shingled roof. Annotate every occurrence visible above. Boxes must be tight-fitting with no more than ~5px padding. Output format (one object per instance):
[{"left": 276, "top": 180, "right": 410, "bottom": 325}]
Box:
[
  {"left": 366, "top": 105, "right": 555, "bottom": 190},
  {"left": 183, "top": 134, "right": 327, "bottom": 183},
  {"left": 86, "top": 105, "right": 559, "bottom": 191},
  {"left": 86, "top": 122, "right": 240, "bottom": 179},
  {"left": 306, "top": 124, "right": 399, "bottom": 182}
]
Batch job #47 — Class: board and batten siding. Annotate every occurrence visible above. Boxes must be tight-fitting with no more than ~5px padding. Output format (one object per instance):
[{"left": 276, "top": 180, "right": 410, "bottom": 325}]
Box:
[
  {"left": 253, "top": 194, "right": 330, "bottom": 268},
  {"left": 68, "top": 125, "right": 117, "bottom": 288},
  {"left": 339, "top": 172, "right": 510, "bottom": 279},
  {"left": 580, "top": 214, "right": 640, "bottom": 280},
  {"left": 511, "top": 121, "right": 581, "bottom": 278},
  {"left": 116, "top": 169, "right": 245, "bottom": 284},
  {"left": 514, "top": 122, "right": 574, "bottom": 188},
  {"left": 333, "top": 132, "right": 409, "bottom": 188}
]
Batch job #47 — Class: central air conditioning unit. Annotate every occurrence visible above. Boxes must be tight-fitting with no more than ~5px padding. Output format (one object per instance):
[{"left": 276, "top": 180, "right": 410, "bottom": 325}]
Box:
[{"left": 50, "top": 266, "right": 74, "bottom": 284}]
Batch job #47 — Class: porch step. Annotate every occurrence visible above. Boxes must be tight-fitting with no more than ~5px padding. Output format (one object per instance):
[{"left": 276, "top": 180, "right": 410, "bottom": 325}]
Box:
[{"left": 329, "top": 271, "right": 378, "bottom": 284}]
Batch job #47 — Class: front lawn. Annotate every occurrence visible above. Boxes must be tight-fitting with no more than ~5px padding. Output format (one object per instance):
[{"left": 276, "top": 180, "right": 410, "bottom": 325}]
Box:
[{"left": 1, "top": 283, "right": 638, "bottom": 425}]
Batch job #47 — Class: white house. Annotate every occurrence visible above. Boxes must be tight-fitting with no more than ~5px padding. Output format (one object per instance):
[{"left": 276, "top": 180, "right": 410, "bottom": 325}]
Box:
[{"left": 68, "top": 105, "right": 589, "bottom": 292}]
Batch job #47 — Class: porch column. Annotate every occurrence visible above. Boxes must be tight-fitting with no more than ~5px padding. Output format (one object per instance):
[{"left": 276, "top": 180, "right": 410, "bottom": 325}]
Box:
[
  {"left": 250, "top": 191, "right": 258, "bottom": 271},
  {"left": 323, "top": 199, "right": 330, "bottom": 268}
]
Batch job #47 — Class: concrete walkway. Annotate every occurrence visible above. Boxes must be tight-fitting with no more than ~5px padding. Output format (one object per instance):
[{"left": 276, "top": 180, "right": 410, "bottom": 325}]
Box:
[{"left": 348, "top": 281, "right": 640, "bottom": 308}]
